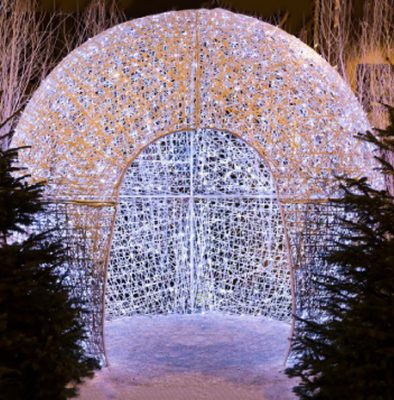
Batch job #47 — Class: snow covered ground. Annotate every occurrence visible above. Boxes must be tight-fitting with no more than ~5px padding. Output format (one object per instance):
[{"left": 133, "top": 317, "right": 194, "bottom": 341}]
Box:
[{"left": 77, "top": 313, "right": 297, "bottom": 400}]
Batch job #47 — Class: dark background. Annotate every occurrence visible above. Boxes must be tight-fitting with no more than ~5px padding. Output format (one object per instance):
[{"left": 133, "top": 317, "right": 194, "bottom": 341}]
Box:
[{"left": 39, "top": 0, "right": 367, "bottom": 33}]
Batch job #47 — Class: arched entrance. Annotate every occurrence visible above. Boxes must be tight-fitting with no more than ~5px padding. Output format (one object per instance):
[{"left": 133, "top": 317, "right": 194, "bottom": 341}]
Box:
[{"left": 105, "top": 128, "right": 291, "bottom": 321}]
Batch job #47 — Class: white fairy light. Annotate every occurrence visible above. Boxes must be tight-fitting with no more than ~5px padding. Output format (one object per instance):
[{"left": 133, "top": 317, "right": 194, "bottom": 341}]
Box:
[
  {"left": 106, "top": 129, "right": 291, "bottom": 320},
  {"left": 12, "top": 8, "right": 382, "bottom": 361}
]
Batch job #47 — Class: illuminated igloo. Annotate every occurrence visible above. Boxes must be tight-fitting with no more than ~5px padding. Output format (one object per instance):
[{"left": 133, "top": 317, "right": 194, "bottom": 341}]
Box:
[{"left": 13, "top": 9, "right": 378, "bottom": 362}]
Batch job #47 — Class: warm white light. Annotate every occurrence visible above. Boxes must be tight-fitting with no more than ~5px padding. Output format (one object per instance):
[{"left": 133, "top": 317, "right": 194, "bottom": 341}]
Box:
[{"left": 12, "top": 8, "right": 381, "bottom": 361}]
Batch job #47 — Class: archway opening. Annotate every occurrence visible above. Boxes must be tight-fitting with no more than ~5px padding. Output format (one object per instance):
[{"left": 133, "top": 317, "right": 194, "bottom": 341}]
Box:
[
  {"left": 102, "top": 129, "right": 292, "bottom": 393},
  {"left": 106, "top": 129, "right": 291, "bottom": 320}
]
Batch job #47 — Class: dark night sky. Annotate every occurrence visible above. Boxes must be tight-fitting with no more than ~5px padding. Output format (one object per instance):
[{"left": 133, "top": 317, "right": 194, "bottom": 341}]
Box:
[{"left": 39, "top": 0, "right": 367, "bottom": 33}]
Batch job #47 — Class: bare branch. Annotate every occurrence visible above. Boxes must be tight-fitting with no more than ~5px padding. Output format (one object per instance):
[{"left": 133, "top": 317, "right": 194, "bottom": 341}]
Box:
[{"left": 0, "top": 0, "right": 126, "bottom": 150}]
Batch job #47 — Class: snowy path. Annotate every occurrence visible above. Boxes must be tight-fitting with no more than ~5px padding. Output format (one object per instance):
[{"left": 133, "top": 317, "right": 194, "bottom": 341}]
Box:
[{"left": 77, "top": 313, "right": 297, "bottom": 400}]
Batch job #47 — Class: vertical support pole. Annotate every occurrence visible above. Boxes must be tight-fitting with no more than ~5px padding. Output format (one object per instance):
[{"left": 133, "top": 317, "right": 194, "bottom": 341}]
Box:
[{"left": 189, "top": 129, "right": 196, "bottom": 311}]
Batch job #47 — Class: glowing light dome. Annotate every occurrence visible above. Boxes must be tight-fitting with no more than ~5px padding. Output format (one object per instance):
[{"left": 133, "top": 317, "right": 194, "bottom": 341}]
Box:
[{"left": 13, "top": 8, "right": 379, "bottom": 362}]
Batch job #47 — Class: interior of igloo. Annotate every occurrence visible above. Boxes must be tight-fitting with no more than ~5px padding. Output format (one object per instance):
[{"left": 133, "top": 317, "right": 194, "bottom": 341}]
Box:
[{"left": 105, "top": 128, "right": 292, "bottom": 322}]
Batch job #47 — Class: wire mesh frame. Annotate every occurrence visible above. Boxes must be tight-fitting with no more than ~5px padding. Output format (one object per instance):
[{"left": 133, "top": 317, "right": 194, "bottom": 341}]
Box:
[
  {"left": 105, "top": 129, "right": 294, "bottom": 321},
  {"left": 31, "top": 202, "right": 112, "bottom": 363},
  {"left": 43, "top": 197, "right": 341, "bottom": 365},
  {"left": 30, "top": 128, "right": 298, "bottom": 363},
  {"left": 11, "top": 8, "right": 379, "bottom": 363},
  {"left": 37, "top": 131, "right": 351, "bottom": 365},
  {"left": 13, "top": 9, "right": 380, "bottom": 204},
  {"left": 102, "top": 127, "right": 300, "bottom": 363}
]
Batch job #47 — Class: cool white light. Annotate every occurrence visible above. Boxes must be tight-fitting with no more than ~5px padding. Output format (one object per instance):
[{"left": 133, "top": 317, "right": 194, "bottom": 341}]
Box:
[
  {"left": 12, "top": 8, "right": 380, "bottom": 361},
  {"left": 106, "top": 129, "right": 291, "bottom": 321}
]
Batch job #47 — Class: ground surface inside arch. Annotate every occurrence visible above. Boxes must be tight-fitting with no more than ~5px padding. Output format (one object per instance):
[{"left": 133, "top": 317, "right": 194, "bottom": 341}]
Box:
[{"left": 77, "top": 313, "right": 296, "bottom": 400}]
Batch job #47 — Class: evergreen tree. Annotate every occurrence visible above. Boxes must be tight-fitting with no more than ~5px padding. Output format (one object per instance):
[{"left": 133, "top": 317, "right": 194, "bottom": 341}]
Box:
[
  {"left": 286, "top": 106, "right": 394, "bottom": 400},
  {"left": 0, "top": 145, "right": 99, "bottom": 399}
]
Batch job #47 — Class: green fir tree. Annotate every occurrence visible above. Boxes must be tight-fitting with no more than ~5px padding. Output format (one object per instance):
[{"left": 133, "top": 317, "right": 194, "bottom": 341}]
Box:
[
  {"left": 286, "top": 106, "right": 394, "bottom": 399},
  {"left": 0, "top": 144, "right": 99, "bottom": 399}
]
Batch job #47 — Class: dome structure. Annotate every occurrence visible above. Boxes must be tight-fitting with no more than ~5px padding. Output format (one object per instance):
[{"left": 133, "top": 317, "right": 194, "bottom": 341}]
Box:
[{"left": 13, "top": 8, "right": 379, "bottom": 361}]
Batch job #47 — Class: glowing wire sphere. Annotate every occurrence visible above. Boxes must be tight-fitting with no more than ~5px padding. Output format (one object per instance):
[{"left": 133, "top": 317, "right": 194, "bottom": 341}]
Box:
[{"left": 12, "top": 9, "right": 380, "bottom": 361}]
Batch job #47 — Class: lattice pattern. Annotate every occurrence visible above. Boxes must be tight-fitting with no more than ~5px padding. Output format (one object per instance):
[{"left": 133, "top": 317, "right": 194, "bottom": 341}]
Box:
[
  {"left": 106, "top": 129, "right": 291, "bottom": 320},
  {"left": 13, "top": 9, "right": 379, "bottom": 202},
  {"left": 30, "top": 203, "right": 114, "bottom": 364}
]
